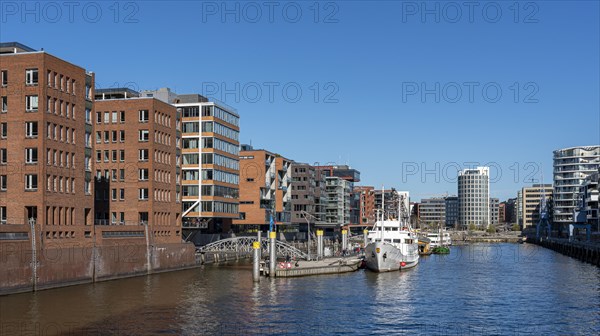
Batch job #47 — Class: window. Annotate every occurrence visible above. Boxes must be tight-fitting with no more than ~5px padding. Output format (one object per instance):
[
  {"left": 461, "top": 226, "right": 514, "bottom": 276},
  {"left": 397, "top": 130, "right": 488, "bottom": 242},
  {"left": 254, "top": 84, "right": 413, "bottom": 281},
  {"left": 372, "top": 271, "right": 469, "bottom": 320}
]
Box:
[
  {"left": 96, "top": 150, "right": 101, "bottom": 162},
  {"left": 0, "top": 206, "right": 6, "bottom": 224},
  {"left": 112, "top": 130, "right": 117, "bottom": 142},
  {"left": 25, "top": 96, "right": 38, "bottom": 111},
  {"left": 85, "top": 109, "right": 92, "bottom": 124},
  {"left": 139, "top": 130, "right": 149, "bottom": 142},
  {"left": 119, "top": 130, "right": 125, "bottom": 142},
  {"left": 104, "top": 112, "right": 109, "bottom": 124},
  {"left": 25, "top": 69, "right": 38, "bottom": 85},
  {"left": 25, "top": 174, "right": 37, "bottom": 191},
  {"left": 96, "top": 132, "right": 101, "bottom": 143},
  {"left": 111, "top": 111, "right": 117, "bottom": 123},
  {"left": 120, "top": 189, "right": 125, "bottom": 200},
  {"left": 25, "top": 148, "right": 38, "bottom": 164},
  {"left": 24, "top": 122, "right": 37, "bottom": 138},
  {"left": 139, "top": 169, "right": 149, "bottom": 181},
  {"left": 0, "top": 123, "right": 6, "bottom": 138},
  {"left": 119, "top": 169, "right": 125, "bottom": 181},
  {"left": 119, "top": 150, "right": 125, "bottom": 162},
  {"left": 139, "top": 110, "right": 149, "bottom": 122},
  {"left": 1, "top": 70, "right": 7, "bottom": 86},
  {"left": 0, "top": 175, "right": 6, "bottom": 191},
  {"left": 104, "top": 150, "right": 109, "bottom": 162},
  {"left": 139, "top": 188, "right": 149, "bottom": 200},
  {"left": 1, "top": 96, "right": 7, "bottom": 112},
  {"left": 119, "top": 111, "right": 125, "bottom": 123},
  {"left": 0, "top": 148, "right": 8, "bottom": 164},
  {"left": 111, "top": 150, "right": 117, "bottom": 162},
  {"left": 96, "top": 112, "right": 102, "bottom": 123},
  {"left": 139, "top": 149, "right": 149, "bottom": 161},
  {"left": 112, "top": 189, "right": 117, "bottom": 200},
  {"left": 85, "top": 132, "right": 91, "bottom": 147}
]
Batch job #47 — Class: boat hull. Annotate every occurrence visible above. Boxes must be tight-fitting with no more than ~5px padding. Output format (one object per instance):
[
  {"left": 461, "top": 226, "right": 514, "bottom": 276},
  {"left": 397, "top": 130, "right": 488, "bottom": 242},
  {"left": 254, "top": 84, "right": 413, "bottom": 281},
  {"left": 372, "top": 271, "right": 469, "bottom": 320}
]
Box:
[{"left": 364, "top": 242, "right": 419, "bottom": 272}]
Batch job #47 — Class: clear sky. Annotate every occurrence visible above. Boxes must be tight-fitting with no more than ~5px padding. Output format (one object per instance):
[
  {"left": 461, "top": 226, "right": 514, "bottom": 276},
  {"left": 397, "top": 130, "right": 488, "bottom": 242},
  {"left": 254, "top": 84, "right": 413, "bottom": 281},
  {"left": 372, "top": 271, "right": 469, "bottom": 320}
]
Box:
[{"left": 2, "top": 0, "right": 599, "bottom": 201}]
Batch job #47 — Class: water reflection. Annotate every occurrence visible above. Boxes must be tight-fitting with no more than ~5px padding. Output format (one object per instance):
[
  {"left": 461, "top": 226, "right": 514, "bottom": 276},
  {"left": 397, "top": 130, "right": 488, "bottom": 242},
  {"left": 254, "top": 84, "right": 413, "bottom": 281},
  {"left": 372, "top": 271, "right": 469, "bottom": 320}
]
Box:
[{"left": 0, "top": 244, "right": 598, "bottom": 336}]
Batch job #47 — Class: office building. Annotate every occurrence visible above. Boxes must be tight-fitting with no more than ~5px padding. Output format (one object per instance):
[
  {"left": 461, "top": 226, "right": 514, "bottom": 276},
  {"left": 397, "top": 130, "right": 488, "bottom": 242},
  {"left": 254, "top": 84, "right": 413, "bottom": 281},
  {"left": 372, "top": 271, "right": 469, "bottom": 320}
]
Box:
[
  {"left": 176, "top": 95, "right": 240, "bottom": 232},
  {"left": 520, "top": 184, "right": 553, "bottom": 230},
  {"left": 419, "top": 197, "right": 446, "bottom": 227},
  {"left": 94, "top": 89, "right": 181, "bottom": 243},
  {"left": 458, "top": 167, "right": 490, "bottom": 228},
  {"left": 553, "top": 146, "right": 600, "bottom": 228},
  {"left": 0, "top": 42, "right": 94, "bottom": 233},
  {"left": 445, "top": 196, "right": 459, "bottom": 227},
  {"left": 578, "top": 168, "right": 599, "bottom": 231},
  {"left": 490, "top": 197, "right": 499, "bottom": 225}
]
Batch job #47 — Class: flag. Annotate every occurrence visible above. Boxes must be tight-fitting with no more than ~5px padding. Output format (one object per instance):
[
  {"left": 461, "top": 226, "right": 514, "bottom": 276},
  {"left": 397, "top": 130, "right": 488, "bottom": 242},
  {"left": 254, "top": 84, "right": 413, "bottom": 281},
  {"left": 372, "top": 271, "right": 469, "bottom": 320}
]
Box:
[{"left": 269, "top": 213, "right": 274, "bottom": 232}]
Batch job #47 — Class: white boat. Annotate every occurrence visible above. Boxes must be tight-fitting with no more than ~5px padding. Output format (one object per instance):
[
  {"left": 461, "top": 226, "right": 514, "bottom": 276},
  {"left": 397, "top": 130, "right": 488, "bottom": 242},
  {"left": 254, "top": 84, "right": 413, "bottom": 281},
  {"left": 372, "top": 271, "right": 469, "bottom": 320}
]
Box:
[
  {"left": 364, "top": 191, "right": 419, "bottom": 272},
  {"left": 426, "top": 231, "right": 452, "bottom": 248}
]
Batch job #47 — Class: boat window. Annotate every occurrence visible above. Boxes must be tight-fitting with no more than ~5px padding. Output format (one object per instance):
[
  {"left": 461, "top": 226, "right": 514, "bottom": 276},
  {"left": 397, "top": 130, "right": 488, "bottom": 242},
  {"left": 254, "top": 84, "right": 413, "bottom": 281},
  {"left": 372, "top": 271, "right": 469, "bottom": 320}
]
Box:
[
  {"left": 393, "top": 239, "right": 401, "bottom": 243},
  {"left": 385, "top": 227, "right": 392, "bottom": 231},
  {"left": 375, "top": 239, "right": 381, "bottom": 242},
  {"left": 392, "top": 227, "right": 398, "bottom": 231},
  {"left": 405, "top": 239, "right": 413, "bottom": 244},
  {"left": 384, "top": 239, "right": 392, "bottom": 243}
]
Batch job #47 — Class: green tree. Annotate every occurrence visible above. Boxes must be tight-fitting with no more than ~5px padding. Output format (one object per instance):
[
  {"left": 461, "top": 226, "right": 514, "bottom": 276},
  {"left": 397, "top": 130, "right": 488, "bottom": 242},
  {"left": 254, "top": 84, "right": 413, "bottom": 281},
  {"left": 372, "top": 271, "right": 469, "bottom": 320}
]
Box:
[
  {"left": 511, "top": 224, "right": 520, "bottom": 231},
  {"left": 468, "top": 223, "right": 476, "bottom": 232}
]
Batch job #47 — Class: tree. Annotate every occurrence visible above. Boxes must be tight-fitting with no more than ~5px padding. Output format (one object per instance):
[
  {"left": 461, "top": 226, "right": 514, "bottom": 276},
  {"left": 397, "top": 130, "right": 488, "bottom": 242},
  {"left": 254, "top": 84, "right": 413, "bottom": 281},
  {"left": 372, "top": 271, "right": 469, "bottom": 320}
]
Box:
[
  {"left": 468, "top": 223, "right": 476, "bottom": 232},
  {"left": 511, "top": 223, "right": 520, "bottom": 231}
]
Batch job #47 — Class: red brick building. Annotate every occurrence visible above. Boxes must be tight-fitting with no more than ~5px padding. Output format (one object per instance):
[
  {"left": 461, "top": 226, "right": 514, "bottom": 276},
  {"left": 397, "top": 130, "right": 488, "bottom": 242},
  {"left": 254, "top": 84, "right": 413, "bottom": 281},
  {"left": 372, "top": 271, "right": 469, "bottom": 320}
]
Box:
[{"left": 94, "top": 89, "right": 182, "bottom": 244}]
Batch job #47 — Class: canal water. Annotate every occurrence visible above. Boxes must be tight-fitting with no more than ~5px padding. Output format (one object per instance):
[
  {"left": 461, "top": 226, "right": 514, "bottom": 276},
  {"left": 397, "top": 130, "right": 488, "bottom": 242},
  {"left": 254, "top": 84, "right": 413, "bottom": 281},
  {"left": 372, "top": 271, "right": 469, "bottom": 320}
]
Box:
[{"left": 1, "top": 243, "right": 599, "bottom": 335}]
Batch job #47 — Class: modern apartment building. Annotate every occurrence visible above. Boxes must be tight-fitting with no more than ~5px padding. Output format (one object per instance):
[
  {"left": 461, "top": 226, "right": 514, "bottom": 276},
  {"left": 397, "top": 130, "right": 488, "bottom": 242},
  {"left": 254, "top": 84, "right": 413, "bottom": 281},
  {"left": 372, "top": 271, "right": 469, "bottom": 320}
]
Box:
[
  {"left": 290, "top": 162, "right": 326, "bottom": 230},
  {"left": 0, "top": 42, "right": 95, "bottom": 234},
  {"left": 93, "top": 89, "right": 182, "bottom": 243},
  {"left": 353, "top": 186, "right": 375, "bottom": 226},
  {"left": 444, "top": 196, "right": 459, "bottom": 227},
  {"left": 175, "top": 95, "right": 240, "bottom": 232},
  {"left": 374, "top": 188, "right": 399, "bottom": 220},
  {"left": 505, "top": 198, "right": 517, "bottom": 224},
  {"left": 315, "top": 165, "right": 360, "bottom": 229},
  {"left": 579, "top": 168, "right": 599, "bottom": 231},
  {"left": 234, "top": 145, "right": 292, "bottom": 230},
  {"left": 458, "top": 167, "right": 490, "bottom": 228},
  {"left": 490, "top": 197, "right": 499, "bottom": 225},
  {"left": 419, "top": 197, "right": 446, "bottom": 227},
  {"left": 553, "top": 146, "right": 600, "bottom": 227},
  {"left": 520, "top": 184, "right": 553, "bottom": 230}
]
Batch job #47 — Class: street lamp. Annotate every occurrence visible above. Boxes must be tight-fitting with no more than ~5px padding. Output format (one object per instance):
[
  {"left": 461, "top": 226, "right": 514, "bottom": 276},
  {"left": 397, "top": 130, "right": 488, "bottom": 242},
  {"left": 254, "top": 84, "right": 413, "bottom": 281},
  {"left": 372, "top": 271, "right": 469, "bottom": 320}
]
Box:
[{"left": 301, "top": 210, "right": 316, "bottom": 260}]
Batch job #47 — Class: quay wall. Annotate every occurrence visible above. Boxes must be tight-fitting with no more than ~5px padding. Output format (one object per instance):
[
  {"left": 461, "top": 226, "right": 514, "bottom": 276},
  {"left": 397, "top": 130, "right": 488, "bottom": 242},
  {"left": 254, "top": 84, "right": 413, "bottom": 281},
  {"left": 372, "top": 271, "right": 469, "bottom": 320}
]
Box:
[
  {"left": 529, "top": 237, "right": 600, "bottom": 267},
  {"left": 0, "top": 239, "right": 197, "bottom": 296}
]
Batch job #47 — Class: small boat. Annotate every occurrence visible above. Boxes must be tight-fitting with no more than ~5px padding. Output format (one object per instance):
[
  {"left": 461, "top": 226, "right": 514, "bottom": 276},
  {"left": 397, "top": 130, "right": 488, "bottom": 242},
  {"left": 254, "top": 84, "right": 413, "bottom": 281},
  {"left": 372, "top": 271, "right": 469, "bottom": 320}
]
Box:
[
  {"left": 364, "top": 191, "right": 419, "bottom": 272},
  {"left": 426, "top": 231, "right": 452, "bottom": 248},
  {"left": 418, "top": 237, "right": 432, "bottom": 255}
]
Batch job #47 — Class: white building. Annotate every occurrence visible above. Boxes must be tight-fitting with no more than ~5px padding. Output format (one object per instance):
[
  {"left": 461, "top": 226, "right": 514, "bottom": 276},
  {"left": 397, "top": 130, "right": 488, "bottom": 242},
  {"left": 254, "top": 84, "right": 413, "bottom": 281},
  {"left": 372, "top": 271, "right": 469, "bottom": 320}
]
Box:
[
  {"left": 553, "top": 146, "right": 600, "bottom": 227},
  {"left": 458, "top": 166, "right": 490, "bottom": 229}
]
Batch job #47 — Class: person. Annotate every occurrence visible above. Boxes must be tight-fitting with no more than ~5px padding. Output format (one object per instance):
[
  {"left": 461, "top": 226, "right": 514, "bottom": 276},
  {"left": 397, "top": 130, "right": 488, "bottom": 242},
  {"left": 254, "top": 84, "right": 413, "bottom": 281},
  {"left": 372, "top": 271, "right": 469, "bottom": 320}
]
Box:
[{"left": 285, "top": 254, "right": 291, "bottom": 262}]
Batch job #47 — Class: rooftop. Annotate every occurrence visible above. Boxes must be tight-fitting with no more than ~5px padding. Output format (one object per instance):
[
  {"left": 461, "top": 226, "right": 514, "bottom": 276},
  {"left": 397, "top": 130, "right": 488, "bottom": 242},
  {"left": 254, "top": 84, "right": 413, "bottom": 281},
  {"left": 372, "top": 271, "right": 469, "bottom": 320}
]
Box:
[{"left": 0, "top": 42, "right": 37, "bottom": 54}]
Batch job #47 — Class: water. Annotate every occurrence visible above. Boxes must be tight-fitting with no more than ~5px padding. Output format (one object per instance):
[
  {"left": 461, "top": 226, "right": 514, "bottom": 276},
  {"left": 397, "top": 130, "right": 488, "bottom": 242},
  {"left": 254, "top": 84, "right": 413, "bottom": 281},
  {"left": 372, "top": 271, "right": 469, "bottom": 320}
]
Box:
[{"left": 1, "top": 244, "right": 598, "bottom": 335}]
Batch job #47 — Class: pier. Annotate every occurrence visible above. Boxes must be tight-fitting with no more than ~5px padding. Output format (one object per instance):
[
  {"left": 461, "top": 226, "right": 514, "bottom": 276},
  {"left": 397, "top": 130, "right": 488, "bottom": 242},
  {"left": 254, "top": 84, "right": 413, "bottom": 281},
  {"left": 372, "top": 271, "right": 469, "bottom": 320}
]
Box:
[{"left": 528, "top": 237, "right": 600, "bottom": 266}]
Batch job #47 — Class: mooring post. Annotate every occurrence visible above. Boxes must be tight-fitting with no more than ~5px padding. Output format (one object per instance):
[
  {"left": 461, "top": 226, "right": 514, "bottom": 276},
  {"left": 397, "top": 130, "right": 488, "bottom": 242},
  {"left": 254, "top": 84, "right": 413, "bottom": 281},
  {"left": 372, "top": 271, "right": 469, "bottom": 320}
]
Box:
[
  {"left": 317, "top": 229, "right": 324, "bottom": 259},
  {"left": 257, "top": 230, "right": 262, "bottom": 261},
  {"left": 269, "top": 231, "right": 276, "bottom": 277},
  {"left": 342, "top": 229, "right": 348, "bottom": 252},
  {"left": 253, "top": 241, "right": 260, "bottom": 282},
  {"left": 363, "top": 229, "right": 369, "bottom": 248}
]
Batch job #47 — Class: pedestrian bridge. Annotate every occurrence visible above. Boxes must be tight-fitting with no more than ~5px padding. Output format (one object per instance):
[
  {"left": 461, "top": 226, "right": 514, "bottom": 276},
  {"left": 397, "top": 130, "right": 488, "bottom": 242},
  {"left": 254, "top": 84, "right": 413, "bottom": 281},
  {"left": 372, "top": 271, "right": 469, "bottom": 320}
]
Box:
[{"left": 197, "top": 237, "right": 309, "bottom": 260}]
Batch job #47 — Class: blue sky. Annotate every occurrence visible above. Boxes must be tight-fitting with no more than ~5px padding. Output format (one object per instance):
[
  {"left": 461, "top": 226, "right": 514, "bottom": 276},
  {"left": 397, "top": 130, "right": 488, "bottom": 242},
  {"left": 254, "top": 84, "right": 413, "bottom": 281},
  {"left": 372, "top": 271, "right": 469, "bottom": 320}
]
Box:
[{"left": 2, "top": 1, "right": 599, "bottom": 201}]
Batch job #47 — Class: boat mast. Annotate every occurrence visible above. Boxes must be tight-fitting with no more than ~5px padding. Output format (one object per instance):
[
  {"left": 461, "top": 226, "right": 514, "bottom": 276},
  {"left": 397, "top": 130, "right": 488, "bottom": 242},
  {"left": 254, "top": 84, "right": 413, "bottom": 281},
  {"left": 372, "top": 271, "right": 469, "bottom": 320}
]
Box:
[{"left": 381, "top": 186, "right": 385, "bottom": 240}]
